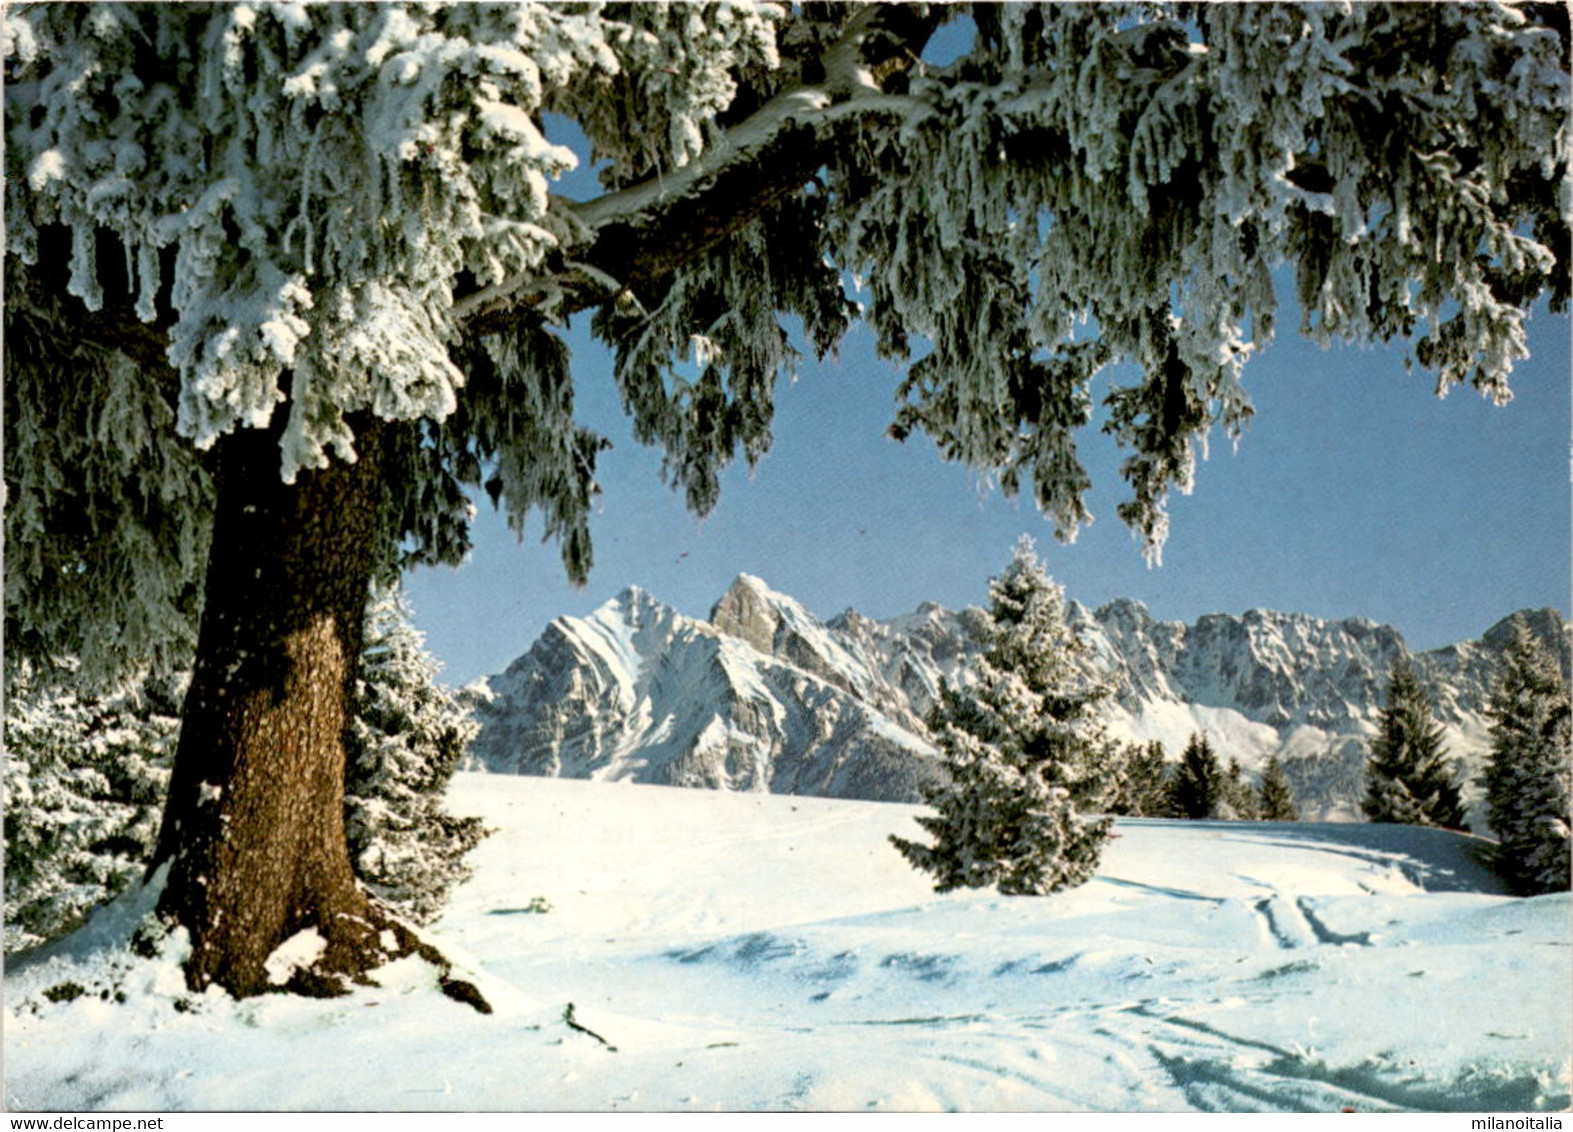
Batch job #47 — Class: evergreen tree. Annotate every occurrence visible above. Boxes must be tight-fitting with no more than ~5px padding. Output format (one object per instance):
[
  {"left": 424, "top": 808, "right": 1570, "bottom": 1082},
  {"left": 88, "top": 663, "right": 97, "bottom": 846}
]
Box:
[
  {"left": 1220, "top": 756, "right": 1259, "bottom": 821},
  {"left": 1173, "top": 734, "right": 1224, "bottom": 820},
  {"left": 345, "top": 587, "right": 490, "bottom": 924},
  {"left": 892, "top": 539, "right": 1114, "bottom": 895},
  {"left": 3, "top": 664, "right": 178, "bottom": 951},
  {"left": 1111, "top": 740, "right": 1172, "bottom": 818},
  {"left": 1480, "top": 625, "right": 1571, "bottom": 895},
  {"left": 1257, "top": 754, "right": 1300, "bottom": 822},
  {"left": 6, "top": 3, "right": 1563, "bottom": 998},
  {"left": 1362, "top": 659, "right": 1466, "bottom": 828}
]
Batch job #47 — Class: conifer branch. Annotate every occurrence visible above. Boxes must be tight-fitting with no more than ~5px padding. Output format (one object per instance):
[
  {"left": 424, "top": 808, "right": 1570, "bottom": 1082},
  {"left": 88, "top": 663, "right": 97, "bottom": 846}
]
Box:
[{"left": 453, "top": 6, "right": 946, "bottom": 329}]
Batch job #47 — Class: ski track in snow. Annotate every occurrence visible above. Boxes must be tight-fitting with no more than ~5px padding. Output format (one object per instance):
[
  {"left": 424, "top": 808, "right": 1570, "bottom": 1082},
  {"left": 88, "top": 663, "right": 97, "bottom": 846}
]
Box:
[{"left": 4, "top": 775, "right": 1569, "bottom": 1113}]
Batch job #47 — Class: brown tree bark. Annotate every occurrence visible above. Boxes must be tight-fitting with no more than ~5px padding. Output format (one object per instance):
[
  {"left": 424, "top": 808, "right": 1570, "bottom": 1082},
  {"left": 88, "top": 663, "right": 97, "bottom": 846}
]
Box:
[{"left": 150, "top": 413, "right": 484, "bottom": 1007}]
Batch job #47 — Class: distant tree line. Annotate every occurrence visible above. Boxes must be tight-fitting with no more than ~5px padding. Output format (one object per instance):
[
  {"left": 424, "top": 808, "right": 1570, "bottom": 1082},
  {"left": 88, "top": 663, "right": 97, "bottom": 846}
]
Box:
[
  {"left": 1102, "top": 629, "right": 1569, "bottom": 898},
  {"left": 1103, "top": 736, "right": 1298, "bottom": 823}
]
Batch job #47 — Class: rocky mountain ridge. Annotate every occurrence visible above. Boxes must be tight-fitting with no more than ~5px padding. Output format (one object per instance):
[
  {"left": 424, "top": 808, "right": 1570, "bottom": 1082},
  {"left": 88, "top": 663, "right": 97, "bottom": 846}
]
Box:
[{"left": 468, "top": 574, "right": 1570, "bottom": 823}]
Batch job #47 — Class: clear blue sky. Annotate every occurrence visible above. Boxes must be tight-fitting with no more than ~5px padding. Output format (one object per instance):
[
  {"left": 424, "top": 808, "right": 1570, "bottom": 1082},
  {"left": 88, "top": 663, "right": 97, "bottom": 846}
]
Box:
[{"left": 406, "top": 292, "right": 1570, "bottom": 688}]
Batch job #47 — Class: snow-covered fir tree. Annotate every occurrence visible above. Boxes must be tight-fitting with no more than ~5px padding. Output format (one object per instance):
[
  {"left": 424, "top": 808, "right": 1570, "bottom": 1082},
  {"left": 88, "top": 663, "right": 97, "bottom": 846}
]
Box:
[
  {"left": 345, "top": 586, "right": 489, "bottom": 923},
  {"left": 6, "top": 2, "right": 1564, "bottom": 998},
  {"left": 892, "top": 539, "right": 1115, "bottom": 895},
  {"left": 1111, "top": 740, "right": 1172, "bottom": 818},
  {"left": 1257, "top": 754, "right": 1299, "bottom": 822},
  {"left": 1173, "top": 734, "right": 1224, "bottom": 820},
  {"left": 3, "top": 664, "right": 179, "bottom": 951},
  {"left": 1363, "top": 659, "right": 1467, "bottom": 829},
  {"left": 1480, "top": 624, "right": 1571, "bottom": 895}
]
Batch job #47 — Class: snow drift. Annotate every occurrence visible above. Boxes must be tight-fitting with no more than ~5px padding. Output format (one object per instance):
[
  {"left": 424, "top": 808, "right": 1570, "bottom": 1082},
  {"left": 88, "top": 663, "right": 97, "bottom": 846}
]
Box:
[{"left": 4, "top": 775, "right": 1567, "bottom": 1112}]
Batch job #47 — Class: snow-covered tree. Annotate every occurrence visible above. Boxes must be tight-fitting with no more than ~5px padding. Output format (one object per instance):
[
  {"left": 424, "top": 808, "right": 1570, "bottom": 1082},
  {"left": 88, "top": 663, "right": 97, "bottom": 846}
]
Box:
[
  {"left": 3, "top": 664, "right": 179, "bottom": 951},
  {"left": 345, "top": 587, "right": 489, "bottom": 923},
  {"left": 1110, "top": 740, "right": 1172, "bottom": 818},
  {"left": 892, "top": 539, "right": 1114, "bottom": 895},
  {"left": 1362, "top": 659, "right": 1466, "bottom": 829},
  {"left": 6, "top": 3, "right": 1565, "bottom": 999},
  {"left": 1173, "top": 734, "right": 1224, "bottom": 820},
  {"left": 1257, "top": 754, "right": 1299, "bottom": 822},
  {"left": 1480, "top": 624, "right": 1571, "bottom": 896}
]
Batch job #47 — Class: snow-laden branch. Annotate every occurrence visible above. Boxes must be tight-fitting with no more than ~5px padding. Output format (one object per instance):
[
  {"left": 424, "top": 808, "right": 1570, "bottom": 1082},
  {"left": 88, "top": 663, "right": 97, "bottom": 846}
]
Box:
[
  {"left": 575, "top": 5, "right": 902, "bottom": 228},
  {"left": 452, "top": 7, "right": 932, "bottom": 326}
]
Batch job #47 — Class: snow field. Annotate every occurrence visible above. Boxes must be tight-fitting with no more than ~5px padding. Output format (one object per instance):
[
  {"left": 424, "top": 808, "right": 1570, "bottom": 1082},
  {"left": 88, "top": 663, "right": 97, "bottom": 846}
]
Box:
[{"left": 5, "top": 773, "right": 1568, "bottom": 1112}]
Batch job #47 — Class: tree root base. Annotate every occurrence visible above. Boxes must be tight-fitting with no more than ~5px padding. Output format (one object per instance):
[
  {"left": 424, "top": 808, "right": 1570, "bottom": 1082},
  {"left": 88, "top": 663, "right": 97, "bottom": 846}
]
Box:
[
  {"left": 274, "top": 911, "right": 493, "bottom": 1014},
  {"left": 173, "top": 898, "right": 493, "bottom": 1015}
]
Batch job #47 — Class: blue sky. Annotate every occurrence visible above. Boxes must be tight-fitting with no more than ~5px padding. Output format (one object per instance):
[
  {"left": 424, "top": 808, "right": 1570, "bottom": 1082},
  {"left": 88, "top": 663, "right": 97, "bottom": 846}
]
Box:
[{"left": 406, "top": 294, "right": 1570, "bottom": 688}]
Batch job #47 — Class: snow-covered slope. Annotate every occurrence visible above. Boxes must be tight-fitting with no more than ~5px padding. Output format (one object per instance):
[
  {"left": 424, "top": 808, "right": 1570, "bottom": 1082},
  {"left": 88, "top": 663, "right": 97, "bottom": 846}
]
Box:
[
  {"left": 6, "top": 775, "right": 1567, "bottom": 1112},
  {"left": 470, "top": 575, "right": 1568, "bottom": 824}
]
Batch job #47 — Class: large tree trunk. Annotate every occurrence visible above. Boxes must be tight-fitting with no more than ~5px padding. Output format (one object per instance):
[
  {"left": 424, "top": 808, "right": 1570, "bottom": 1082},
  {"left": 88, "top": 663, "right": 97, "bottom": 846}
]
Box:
[{"left": 151, "top": 414, "right": 484, "bottom": 1007}]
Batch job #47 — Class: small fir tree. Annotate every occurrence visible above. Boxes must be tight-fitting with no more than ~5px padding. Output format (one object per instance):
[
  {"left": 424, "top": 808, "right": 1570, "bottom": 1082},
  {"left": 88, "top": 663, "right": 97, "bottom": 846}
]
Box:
[
  {"left": 891, "top": 539, "right": 1114, "bottom": 895},
  {"left": 1362, "top": 659, "right": 1466, "bottom": 828},
  {"left": 3, "top": 664, "right": 178, "bottom": 951},
  {"left": 1173, "top": 733, "right": 1224, "bottom": 820},
  {"left": 344, "top": 586, "right": 490, "bottom": 924},
  {"left": 1257, "top": 754, "right": 1300, "bottom": 821},
  {"left": 1220, "top": 756, "right": 1259, "bottom": 821},
  {"left": 1111, "top": 740, "right": 1172, "bottom": 817},
  {"left": 1480, "top": 625, "right": 1571, "bottom": 895}
]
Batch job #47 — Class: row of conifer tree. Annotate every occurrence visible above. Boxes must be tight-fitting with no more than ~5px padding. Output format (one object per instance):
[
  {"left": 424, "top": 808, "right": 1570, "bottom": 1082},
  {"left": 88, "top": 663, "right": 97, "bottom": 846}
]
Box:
[
  {"left": 1104, "top": 737, "right": 1299, "bottom": 823},
  {"left": 894, "top": 540, "right": 1570, "bottom": 899},
  {"left": 1360, "top": 636, "right": 1571, "bottom": 896}
]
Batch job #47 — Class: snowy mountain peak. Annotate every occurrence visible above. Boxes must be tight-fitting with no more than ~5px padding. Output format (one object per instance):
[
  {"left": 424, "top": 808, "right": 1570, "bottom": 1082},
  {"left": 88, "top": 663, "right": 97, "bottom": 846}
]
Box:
[
  {"left": 710, "top": 573, "right": 883, "bottom": 705},
  {"left": 722, "top": 572, "right": 773, "bottom": 597},
  {"left": 602, "top": 583, "right": 673, "bottom": 631},
  {"left": 1095, "top": 596, "right": 1154, "bottom": 628},
  {"left": 470, "top": 574, "right": 943, "bottom": 800},
  {"left": 709, "top": 573, "right": 794, "bottom": 653},
  {"left": 1482, "top": 607, "right": 1571, "bottom": 656},
  {"left": 611, "top": 582, "right": 648, "bottom": 606}
]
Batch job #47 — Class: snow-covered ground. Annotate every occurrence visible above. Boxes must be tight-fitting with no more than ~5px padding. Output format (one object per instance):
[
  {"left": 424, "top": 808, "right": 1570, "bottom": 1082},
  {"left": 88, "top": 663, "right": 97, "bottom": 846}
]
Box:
[{"left": 5, "top": 774, "right": 1569, "bottom": 1112}]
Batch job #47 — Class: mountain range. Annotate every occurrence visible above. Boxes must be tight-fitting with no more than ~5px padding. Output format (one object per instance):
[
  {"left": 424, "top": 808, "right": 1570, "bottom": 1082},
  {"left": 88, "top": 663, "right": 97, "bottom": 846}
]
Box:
[{"left": 467, "top": 574, "right": 1570, "bottom": 825}]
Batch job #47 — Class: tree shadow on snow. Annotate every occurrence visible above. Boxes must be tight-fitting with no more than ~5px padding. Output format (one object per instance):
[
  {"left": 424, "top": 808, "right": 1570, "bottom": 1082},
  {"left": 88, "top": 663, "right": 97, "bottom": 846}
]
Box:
[{"left": 1127, "top": 820, "right": 1506, "bottom": 895}]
